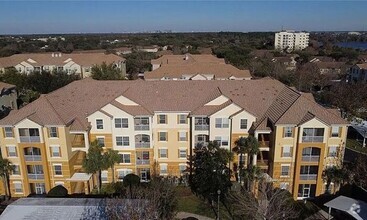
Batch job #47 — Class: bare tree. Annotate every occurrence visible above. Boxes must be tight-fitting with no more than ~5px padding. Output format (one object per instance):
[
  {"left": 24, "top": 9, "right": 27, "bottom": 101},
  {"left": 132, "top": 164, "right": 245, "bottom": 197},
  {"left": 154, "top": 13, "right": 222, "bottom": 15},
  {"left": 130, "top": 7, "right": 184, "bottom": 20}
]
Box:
[{"left": 229, "top": 181, "right": 300, "bottom": 220}]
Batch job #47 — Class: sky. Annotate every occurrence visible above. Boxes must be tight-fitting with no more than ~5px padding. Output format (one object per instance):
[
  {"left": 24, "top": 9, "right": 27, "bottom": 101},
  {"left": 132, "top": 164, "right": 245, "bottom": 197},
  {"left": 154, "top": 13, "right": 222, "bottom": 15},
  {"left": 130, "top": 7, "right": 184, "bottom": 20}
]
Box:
[{"left": 0, "top": 1, "right": 366, "bottom": 34}]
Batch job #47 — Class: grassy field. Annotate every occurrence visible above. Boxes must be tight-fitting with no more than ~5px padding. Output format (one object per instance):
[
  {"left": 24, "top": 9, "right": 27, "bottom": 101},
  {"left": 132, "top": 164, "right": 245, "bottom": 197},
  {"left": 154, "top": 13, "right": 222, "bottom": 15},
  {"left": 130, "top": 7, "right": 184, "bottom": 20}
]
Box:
[{"left": 176, "top": 186, "right": 231, "bottom": 219}]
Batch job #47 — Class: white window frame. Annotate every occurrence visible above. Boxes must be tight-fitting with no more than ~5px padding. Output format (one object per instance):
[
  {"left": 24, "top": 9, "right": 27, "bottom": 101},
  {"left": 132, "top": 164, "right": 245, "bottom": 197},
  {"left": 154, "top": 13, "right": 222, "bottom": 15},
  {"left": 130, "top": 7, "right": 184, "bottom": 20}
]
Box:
[
  {"left": 331, "top": 126, "right": 339, "bottom": 137},
  {"left": 12, "top": 164, "right": 21, "bottom": 175},
  {"left": 116, "top": 136, "right": 129, "bottom": 147},
  {"left": 240, "top": 119, "right": 248, "bottom": 129},
  {"left": 115, "top": 118, "right": 128, "bottom": 128},
  {"left": 215, "top": 118, "right": 229, "bottom": 128},
  {"left": 158, "top": 115, "right": 167, "bottom": 124},
  {"left": 215, "top": 136, "right": 229, "bottom": 146},
  {"left": 96, "top": 136, "right": 105, "bottom": 147},
  {"left": 179, "top": 149, "right": 187, "bottom": 158},
  {"left": 280, "top": 164, "right": 290, "bottom": 177},
  {"left": 49, "top": 127, "right": 58, "bottom": 138},
  {"left": 282, "top": 146, "right": 292, "bottom": 158},
  {"left": 160, "top": 164, "right": 168, "bottom": 175},
  {"left": 159, "top": 132, "right": 168, "bottom": 142},
  {"left": 178, "top": 114, "right": 187, "bottom": 124},
  {"left": 280, "top": 182, "right": 289, "bottom": 190},
  {"left": 159, "top": 149, "right": 168, "bottom": 158},
  {"left": 101, "top": 171, "right": 108, "bottom": 183},
  {"left": 4, "top": 127, "right": 13, "bottom": 138},
  {"left": 179, "top": 164, "right": 186, "bottom": 174},
  {"left": 51, "top": 146, "right": 61, "bottom": 157},
  {"left": 179, "top": 131, "right": 187, "bottom": 142},
  {"left": 284, "top": 127, "right": 293, "bottom": 138},
  {"left": 328, "top": 146, "right": 338, "bottom": 157},
  {"left": 7, "top": 146, "right": 17, "bottom": 157},
  {"left": 13, "top": 181, "right": 23, "bottom": 194},
  {"left": 120, "top": 153, "right": 131, "bottom": 164},
  {"left": 96, "top": 119, "right": 104, "bottom": 130},
  {"left": 53, "top": 164, "right": 63, "bottom": 176}
]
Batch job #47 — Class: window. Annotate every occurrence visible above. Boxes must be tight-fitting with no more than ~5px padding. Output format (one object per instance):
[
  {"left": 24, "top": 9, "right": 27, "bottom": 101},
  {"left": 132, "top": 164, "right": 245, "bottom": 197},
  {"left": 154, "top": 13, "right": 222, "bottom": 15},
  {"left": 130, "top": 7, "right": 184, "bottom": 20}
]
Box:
[
  {"left": 7, "top": 146, "right": 17, "bottom": 157},
  {"left": 54, "top": 165, "right": 62, "bottom": 175},
  {"left": 120, "top": 154, "right": 131, "bottom": 163},
  {"left": 179, "top": 149, "right": 187, "bottom": 158},
  {"left": 115, "top": 118, "right": 128, "bottom": 128},
  {"left": 49, "top": 127, "right": 58, "bottom": 138},
  {"left": 178, "top": 131, "right": 187, "bottom": 141},
  {"left": 12, "top": 165, "right": 20, "bottom": 175},
  {"left": 159, "top": 132, "right": 168, "bottom": 141},
  {"left": 215, "top": 136, "right": 229, "bottom": 146},
  {"left": 284, "top": 127, "right": 293, "bottom": 137},
  {"left": 179, "top": 164, "right": 186, "bottom": 174},
  {"left": 331, "top": 127, "right": 340, "bottom": 137},
  {"left": 4, "top": 127, "right": 13, "bottom": 138},
  {"left": 159, "top": 149, "right": 168, "bottom": 158},
  {"left": 117, "top": 169, "right": 132, "bottom": 180},
  {"left": 14, "top": 182, "right": 23, "bottom": 193},
  {"left": 281, "top": 165, "right": 290, "bottom": 176},
  {"left": 97, "top": 137, "right": 105, "bottom": 147},
  {"left": 282, "top": 146, "right": 292, "bottom": 157},
  {"left": 19, "top": 128, "right": 40, "bottom": 142},
  {"left": 194, "top": 117, "right": 209, "bottom": 130},
  {"left": 298, "top": 184, "right": 316, "bottom": 198},
  {"left": 280, "top": 182, "right": 289, "bottom": 190},
  {"left": 160, "top": 164, "right": 168, "bottom": 174},
  {"left": 328, "top": 146, "right": 338, "bottom": 157},
  {"left": 116, "top": 136, "right": 129, "bottom": 146},
  {"left": 158, "top": 115, "right": 167, "bottom": 124},
  {"left": 178, "top": 114, "right": 187, "bottom": 124},
  {"left": 51, "top": 146, "right": 60, "bottom": 157},
  {"left": 101, "top": 171, "right": 108, "bottom": 182},
  {"left": 96, "top": 119, "right": 103, "bottom": 129},
  {"left": 240, "top": 119, "right": 248, "bottom": 129},
  {"left": 215, "top": 118, "right": 229, "bottom": 128},
  {"left": 134, "top": 117, "right": 150, "bottom": 130},
  {"left": 238, "top": 154, "right": 245, "bottom": 166},
  {"left": 302, "top": 128, "right": 324, "bottom": 142}
]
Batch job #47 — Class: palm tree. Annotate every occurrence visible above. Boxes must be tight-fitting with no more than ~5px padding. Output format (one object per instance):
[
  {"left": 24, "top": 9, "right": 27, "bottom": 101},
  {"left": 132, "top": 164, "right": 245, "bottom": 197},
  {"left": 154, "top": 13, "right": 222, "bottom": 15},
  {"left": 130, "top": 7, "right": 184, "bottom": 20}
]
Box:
[
  {"left": 244, "top": 136, "right": 260, "bottom": 166},
  {"left": 83, "top": 140, "right": 104, "bottom": 193},
  {"left": 233, "top": 137, "right": 246, "bottom": 184},
  {"left": 0, "top": 158, "right": 14, "bottom": 200},
  {"left": 242, "top": 165, "right": 262, "bottom": 192},
  {"left": 103, "top": 149, "right": 121, "bottom": 183}
]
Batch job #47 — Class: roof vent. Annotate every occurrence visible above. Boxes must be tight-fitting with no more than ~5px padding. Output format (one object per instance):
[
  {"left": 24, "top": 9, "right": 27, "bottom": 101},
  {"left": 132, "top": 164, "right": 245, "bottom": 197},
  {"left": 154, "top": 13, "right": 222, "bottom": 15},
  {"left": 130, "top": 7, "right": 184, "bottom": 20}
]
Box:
[
  {"left": 59, "top": 53, "right": 62, "bottom": 57},
  {"left": 184, "top": 54, "right": 189, "bottom": 60},
  {"left": 51, "top": 53, "right": 55, "bottom": 57}
]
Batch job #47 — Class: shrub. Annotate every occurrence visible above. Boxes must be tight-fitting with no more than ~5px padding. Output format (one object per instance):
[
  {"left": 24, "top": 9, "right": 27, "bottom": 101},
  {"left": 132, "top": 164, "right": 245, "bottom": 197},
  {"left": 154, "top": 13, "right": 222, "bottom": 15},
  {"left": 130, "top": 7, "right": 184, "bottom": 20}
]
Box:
[{"left": 47, "top": 185, "right": 68, "bottom": 197}]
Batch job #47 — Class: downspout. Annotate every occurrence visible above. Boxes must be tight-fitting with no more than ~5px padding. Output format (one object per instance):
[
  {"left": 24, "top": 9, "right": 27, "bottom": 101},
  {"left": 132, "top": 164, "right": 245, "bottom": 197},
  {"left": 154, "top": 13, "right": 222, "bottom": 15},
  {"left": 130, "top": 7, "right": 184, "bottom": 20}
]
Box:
[
  {"left": 229, "top": 118, "right": 233, "bottom": 181},
  {"left": 189, "top": 116, "right": 193, "bottom": 184}
]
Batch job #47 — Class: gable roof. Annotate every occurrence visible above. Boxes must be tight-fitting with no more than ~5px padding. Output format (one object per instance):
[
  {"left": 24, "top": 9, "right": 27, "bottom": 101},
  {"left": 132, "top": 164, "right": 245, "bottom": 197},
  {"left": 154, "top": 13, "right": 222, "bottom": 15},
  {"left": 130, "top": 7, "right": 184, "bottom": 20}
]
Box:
[
  {"left": 0, "top": 78, "right": 347, "bottom": 128},
  {"left": 145, "top": 54, "right": 251, "bottom": 80},
  {"left": 0, "top": 53, "right": 125, "bottom": 68}
]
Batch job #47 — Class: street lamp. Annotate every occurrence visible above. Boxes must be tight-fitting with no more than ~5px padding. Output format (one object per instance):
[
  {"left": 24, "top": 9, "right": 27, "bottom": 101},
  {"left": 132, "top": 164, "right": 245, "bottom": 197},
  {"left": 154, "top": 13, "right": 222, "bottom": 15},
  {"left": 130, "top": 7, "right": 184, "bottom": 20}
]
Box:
[{"left": 217, "top": 189, "right": 221, "bottom": 220}]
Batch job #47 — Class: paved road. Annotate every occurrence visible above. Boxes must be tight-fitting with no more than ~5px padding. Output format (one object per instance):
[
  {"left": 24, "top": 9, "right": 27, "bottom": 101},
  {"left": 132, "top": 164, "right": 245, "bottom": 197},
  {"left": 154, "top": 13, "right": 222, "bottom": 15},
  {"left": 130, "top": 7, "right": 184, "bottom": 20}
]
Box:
[{"left": 176, "top": 212, "right": 215, "bottom": 220}]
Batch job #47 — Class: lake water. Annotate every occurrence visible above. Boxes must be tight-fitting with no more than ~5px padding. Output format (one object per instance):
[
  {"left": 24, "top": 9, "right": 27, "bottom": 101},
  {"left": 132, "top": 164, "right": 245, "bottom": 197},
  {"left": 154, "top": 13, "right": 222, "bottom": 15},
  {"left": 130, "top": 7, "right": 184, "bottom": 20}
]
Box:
[{"left": 336, "top": 42, "right": 367, "bottom": 50}]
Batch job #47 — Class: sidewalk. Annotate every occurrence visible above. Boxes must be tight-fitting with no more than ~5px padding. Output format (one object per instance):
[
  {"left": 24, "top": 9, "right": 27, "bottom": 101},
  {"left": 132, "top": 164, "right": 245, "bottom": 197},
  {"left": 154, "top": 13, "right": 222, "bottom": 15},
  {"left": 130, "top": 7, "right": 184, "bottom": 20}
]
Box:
[{"left": 176, "top": 212, "right": 215, "bottom": 220}]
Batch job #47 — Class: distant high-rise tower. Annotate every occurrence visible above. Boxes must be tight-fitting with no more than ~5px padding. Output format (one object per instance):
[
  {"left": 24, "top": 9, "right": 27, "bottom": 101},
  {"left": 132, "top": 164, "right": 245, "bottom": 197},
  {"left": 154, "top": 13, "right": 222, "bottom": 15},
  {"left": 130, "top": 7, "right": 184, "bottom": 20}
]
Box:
[{"left": 275, "top": 30, "right": 309, "bottom": 51}]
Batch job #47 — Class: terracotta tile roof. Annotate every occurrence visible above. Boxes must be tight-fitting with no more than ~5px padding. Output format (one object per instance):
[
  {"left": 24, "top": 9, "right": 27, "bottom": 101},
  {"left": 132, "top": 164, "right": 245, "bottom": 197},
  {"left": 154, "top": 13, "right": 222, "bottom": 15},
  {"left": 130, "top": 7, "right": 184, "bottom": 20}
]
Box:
[
  {"left": 146, "top": 54, "right": 251, "bottom": 80},
  {"left": 110, "top": 100, "right": 152, "bottom": 116},
  {"left": 0, "top": 81, "right": 16, "bottom": 91},
  {"left": 315, "top": 62, "right": 345, "bottom": 69},
  {"left": 191, "top": 100, "right": 233, "bottom": 116},
  {"left": 356, "top": 63, "right": 367, "bottom": 69},
  {"left": 0, "top": 78, "right": 347, "bottom": 128},
  {"left": 0, "top": 53, "right": 125, "bottom": 68}
]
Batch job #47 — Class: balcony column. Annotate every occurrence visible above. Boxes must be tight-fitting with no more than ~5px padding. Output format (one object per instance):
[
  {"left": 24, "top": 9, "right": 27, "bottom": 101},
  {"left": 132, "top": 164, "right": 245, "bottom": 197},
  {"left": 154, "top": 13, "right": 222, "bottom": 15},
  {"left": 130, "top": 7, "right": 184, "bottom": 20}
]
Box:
[
  {"left": 84, "top": 131, "right": 90, "bottom": 149},
  {"left": 252, "top": 154, "right": 257, "bottom": 166}
]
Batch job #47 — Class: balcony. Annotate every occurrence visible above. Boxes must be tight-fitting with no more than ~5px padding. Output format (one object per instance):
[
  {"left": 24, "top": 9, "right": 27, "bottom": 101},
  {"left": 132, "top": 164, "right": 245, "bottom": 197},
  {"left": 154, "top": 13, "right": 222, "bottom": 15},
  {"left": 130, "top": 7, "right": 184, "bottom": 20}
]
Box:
[
  {"left": 28, "top": 174, "right": 44, "bottom": 180},
  {"left": 136, "top": 159, "right": 150, "bottom": 165},
  {"left": 195, "top": 125, "right": 209, "bottom": 131},
  {"left": 71, "top": 134, "right": 85, "bottom": 148},
  {"left": 300, "top": 174, "right": 317, "bottom": 180},
  {"left": 302, "top": 136, "right": 324, "bottom": 143},
  {"left": 20, "top": 136, "right": 40, "bottom": 143},
  {"left": 24, "top": 155, "right": 42, "bottom": 162},
  {"left": 134, "top": 125, "right": 149, "bottom": 131},
  {"left": 302, "top": 155, "right": 320, "bottom": 162},
  {"left": 136, "top": 142, "right": 150, "bottom": 148}
]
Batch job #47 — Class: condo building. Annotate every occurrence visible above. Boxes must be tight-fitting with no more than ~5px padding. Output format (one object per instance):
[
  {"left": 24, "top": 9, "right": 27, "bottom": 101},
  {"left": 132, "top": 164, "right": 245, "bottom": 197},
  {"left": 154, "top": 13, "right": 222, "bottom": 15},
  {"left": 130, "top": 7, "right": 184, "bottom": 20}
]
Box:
[
  {"left": 0, "top": 78, "right": 347, "bottom": 199},
  {"left": 275, "top": 31, "right": 309, "bottom": 51},
  {"left": 0, "top": 53, "right": 126, "bottom": 78},
  {"left": 144, "top": 54, "right": 252, "bottom": 80}
]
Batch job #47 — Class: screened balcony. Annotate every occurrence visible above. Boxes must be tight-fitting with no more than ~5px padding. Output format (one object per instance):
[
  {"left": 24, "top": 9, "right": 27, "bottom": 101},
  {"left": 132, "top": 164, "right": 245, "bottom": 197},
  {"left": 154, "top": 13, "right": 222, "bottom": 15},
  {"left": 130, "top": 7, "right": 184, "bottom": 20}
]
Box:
[
  {"left": 19, "top": 128, "right": 40, "bottom": 143},
  {"left": 134, "top": 117, "right": 150, "bottom": 131},
  {"left": 194, "top": 117, "right": 209, "bottom": 131},
  {"left": 24, "top": 147, "right": 41, "bottom": 161},
  {"left": 27, "top": 165, "right": 44, "bottom": 180},
  {"left": 135, "top": 134, "right": 150, "bottom": 148},
  {"left": 302, "top": 147, "right": 321, "bottom": 162},
  {"left": 300, "top": 165, "right": 318, "bottom": 180},
  {"left": 302, "top": 128, "right": 324, "bottom": 143},
  {"left": 194, "top": 134, "right": 209, "bottom": 147},
  {"left": 136, "top": 151, "right": 150, "bottom": 165}
]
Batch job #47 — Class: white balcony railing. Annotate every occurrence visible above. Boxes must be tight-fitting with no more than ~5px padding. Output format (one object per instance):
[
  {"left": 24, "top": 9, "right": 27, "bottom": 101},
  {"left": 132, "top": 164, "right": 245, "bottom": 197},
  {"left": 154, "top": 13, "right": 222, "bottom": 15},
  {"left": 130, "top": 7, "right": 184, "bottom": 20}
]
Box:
[
  {"left": 20, "top": 136, "right": 40, "bottom": 143},
  {"left": 302, "top": 136, "right": 323, "bottom": 143},
  {"left": 28, "top": 174, "right": 44, "bottom": 180},
  {"left": 135, "top": 142, "right": 150, "bottom": 148},
  {"left": 134, "top": 125, "right": 149, "bottom": 131},
  {"left": 300, "top": 174, "right": 317, "bottom": 180},
  {"left": 302, "top": 155, "right": 320, "bottom": 162},
  {"left": 195, "top": 125, "right": 209, "bottom": 131},
  {"left": 136, "top": 159, "right": 150, "bottom": 165},
  {"left": 24, "top": 155, "right": 42, "bottom": 162}
]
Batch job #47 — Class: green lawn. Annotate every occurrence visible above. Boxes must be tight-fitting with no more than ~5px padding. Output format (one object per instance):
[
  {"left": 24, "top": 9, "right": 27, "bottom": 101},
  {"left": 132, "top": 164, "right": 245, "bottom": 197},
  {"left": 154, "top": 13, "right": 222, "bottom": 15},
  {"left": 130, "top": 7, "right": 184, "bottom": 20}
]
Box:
[
  {"left": 346, "top": 139, "right": 367, "bottom": 154},
  {"left": 176, "top": 186, "right": 231, "bottom": 219}
]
